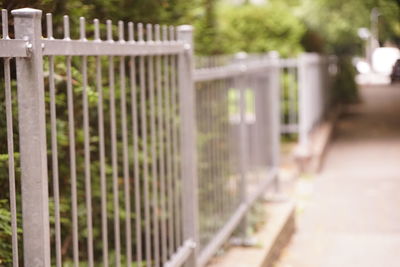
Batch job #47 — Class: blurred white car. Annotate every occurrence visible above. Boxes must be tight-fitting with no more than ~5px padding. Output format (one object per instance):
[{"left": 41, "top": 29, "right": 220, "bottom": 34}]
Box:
[
  {"left": 372, "top": 47, "right": 400, "bottom": 74},
  {"left": 355, "top": 60, "right": 371, "bottom": 74}
]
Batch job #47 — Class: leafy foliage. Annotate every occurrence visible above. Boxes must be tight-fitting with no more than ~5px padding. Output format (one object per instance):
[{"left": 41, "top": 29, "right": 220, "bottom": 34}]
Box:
[
  {"left": 295, "top": 0, "right": 400, "bottom": 55},
  {"left": 332, "top": 57, "right": 359, "bottom": 103},
  {"left": 215, "top": 3, "right": 306, "bottom": 57}
]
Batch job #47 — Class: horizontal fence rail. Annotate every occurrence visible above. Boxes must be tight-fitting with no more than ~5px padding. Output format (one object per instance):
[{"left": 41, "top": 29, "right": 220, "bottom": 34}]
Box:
[{"left": 0, "top": 7, "right": 336, "bottom": 267}]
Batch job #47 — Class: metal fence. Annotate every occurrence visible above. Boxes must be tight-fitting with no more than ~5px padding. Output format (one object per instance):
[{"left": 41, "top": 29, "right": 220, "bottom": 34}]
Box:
[
  {"left": 193, "top": 53, "right": 337, "bottom": 140},
  {"left": 194, "top": 52, "right": 280, "bottom": 266},
  {"left": 280, "top": 54, "right": 337, "bottom": 140},
  {"left": 192, "top": 52, "right": 336, "bottom": 265},
  {"left": 0, "top": 7, "right": 335, "bottom": 267},
  {"left": 297, "top": 53, "right": 337, "bottom": 148},
  {"left": 0, "top": 8, "right": 195, "bottom": 267}
]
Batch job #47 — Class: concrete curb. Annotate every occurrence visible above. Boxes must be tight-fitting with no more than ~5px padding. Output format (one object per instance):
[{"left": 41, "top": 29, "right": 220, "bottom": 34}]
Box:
[
  {"left": 294, "top": 106, "right": 342, "bottom": 173},
  {"left": 206, "top": 200, "right": 296, "bottom": 267},
  {"left": 261, "top": 201, "right": 296, "bottom": 267}
]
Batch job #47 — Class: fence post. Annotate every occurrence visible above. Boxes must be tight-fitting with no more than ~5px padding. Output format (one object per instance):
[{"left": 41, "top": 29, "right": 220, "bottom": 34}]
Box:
[
  {"left": 315, "top": 55, "right": 323, "bottom": 122},
  {"left": 231, "top": 52, "right": 250, "bottom": 242},
  {"left": 238, "top": 73, "right": 248, "bottom": 239},
  {"left": 12, "top": 8, "right": 51, "bottom": 267},
  {"left": 297, "top": 53, "right": 310, "bottom": 153},
  {"left": 267, "top": 52, "right": 281, "bottom": 191},
  {"left": 177, "top": 25, "right": 199, "bottom": 266}
]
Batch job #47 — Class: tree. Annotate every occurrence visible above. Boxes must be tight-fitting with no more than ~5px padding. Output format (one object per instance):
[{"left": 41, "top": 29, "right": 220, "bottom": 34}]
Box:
[
  {"left": 294, "top": 0, "right": 400, "bottom": 55},
  {"left": 216, "top": 2, "right": 306, "bottom": 57}
]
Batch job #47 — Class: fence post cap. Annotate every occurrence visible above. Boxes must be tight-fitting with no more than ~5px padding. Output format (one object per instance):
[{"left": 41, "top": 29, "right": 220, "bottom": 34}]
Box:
[
  {"left": 177, "top": 25, "right": 193, "bottom": 32},
  {"left": 11, "top": 8, "right": 42, "bottom": 17},
  {"left": 268, "top": 50, "right": 280, "bottom": 59},
  {"left": 235, "top": 51, "right": 248, "bottom": 59}
]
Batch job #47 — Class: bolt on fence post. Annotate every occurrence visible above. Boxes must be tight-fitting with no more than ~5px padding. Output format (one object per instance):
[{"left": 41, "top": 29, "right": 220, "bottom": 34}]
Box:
[
  {"left": 267, "top": 52, "right": 281, "bottom": 193},
  {"left": 12, "top": 8, "right": 51, "bottom": 267},
  {"left": 177, "top": 25, "right": 199, "bottom": 266}
]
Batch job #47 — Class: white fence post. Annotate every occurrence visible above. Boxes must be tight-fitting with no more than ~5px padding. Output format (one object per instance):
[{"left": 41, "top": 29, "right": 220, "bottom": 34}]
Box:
[
  {"left": 297, "top": 53, "right": 311, "bottom": 152},
  {"left": 233, "top": 52, "right": 249, "bottom": 240},
  {"left": 268, "top": 53, "right": 281, "bottom": 169},
  {"left": 238, "top": 78, "right": 249, "bottom": 239},
  {"left": 12, "top": 8, "right": 51, "bottom": 267},
  {"left": 177, "top": 25, "right": 199, "bottom": 266},
  {"left": 267, "top": 52, "right": 281, "bottom": 190}
]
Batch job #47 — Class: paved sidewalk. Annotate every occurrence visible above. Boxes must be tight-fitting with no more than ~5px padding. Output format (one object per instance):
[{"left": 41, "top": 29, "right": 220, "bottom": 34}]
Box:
[{"left": 276, "top": 83, "right": 400, "bottom": 267}]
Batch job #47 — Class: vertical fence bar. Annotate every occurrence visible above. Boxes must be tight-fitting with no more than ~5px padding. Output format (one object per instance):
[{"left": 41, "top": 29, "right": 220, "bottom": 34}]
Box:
[
  {"left": 176, "top": 25, "right": 199, "bottom": 266},
  {"left": 317, "top": 56, "right": 324, "bottom": 120},
  {"left": 12, "top": 8, "right": 51, "bottom": 267},
  {"left": 118, "top": 21, "right": 133, "bottom": 267},
  {"left": 221, "top": 80, "right": 229, "bottom": 213},
  {"left": 216, "top": 81, "right": 224, "bottom": 222},
  {"left": 238, "top": 76, "right": 248, "bottom": 239},
  {"left": 163, "top": 25, "right": 175, "bottom": 257},
  {"left": 217, "top": 80, "right": 225, "bottom": 219},
  {"left": 289, "top": 66, "right": 297, "bottom": 127},
  {"left": 138, "top": 22, "right": 152, "bottom": 266},
  {"left": 170, "top": 26, "right": 182, "bottom": 248},
  {"left": 280, "top": 67, "right": 286, "bottom": 130},
  {"left": 147, "top": 23, "right": 161, "bottom": 267},
  {"left": 80, "top": 17, "right": 95, "bottom": 267},
  {"left": 128, "top": 23, "right": 143, "bottom": 267},
  {"left": 207, "top": 81, "right": 217, "bottom": 236},
  {"left": 155, "top": 24, "right": 168, "bottom": 264},
  {"left": 62, "top": 15, "right": 81, "bottom": 266},
  {"left": 46, "top": 12, "right": 62, "bottom": 267},
  {"left": 321, "top": 57, "right": 328, "bottom": 112},
  {"left": 106, "top": 19, "right": 121, "bottom": 267},
  {"left": 254, "top": 74, "right": 265, "bottom": 169},
  {"left": 129, "top": 50, "right": 143, "bottom": 267},
  {"left": 224, "top": 79, "right": 231, "bottom": 213},
  {"left": 3, "top": 9, "right": 19, "bottom": 267},
  {"left": 234, "top": 52, "right": 249, "bottom": 240},
  {"left": 117, "top": 21, "right": 132, "bottom": 267},
  {"left": 212, "top": 81, "right": 220, "bottom": 223},
  {"left": 94, "top": 18, "right": 110, "bottom": 267}
]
